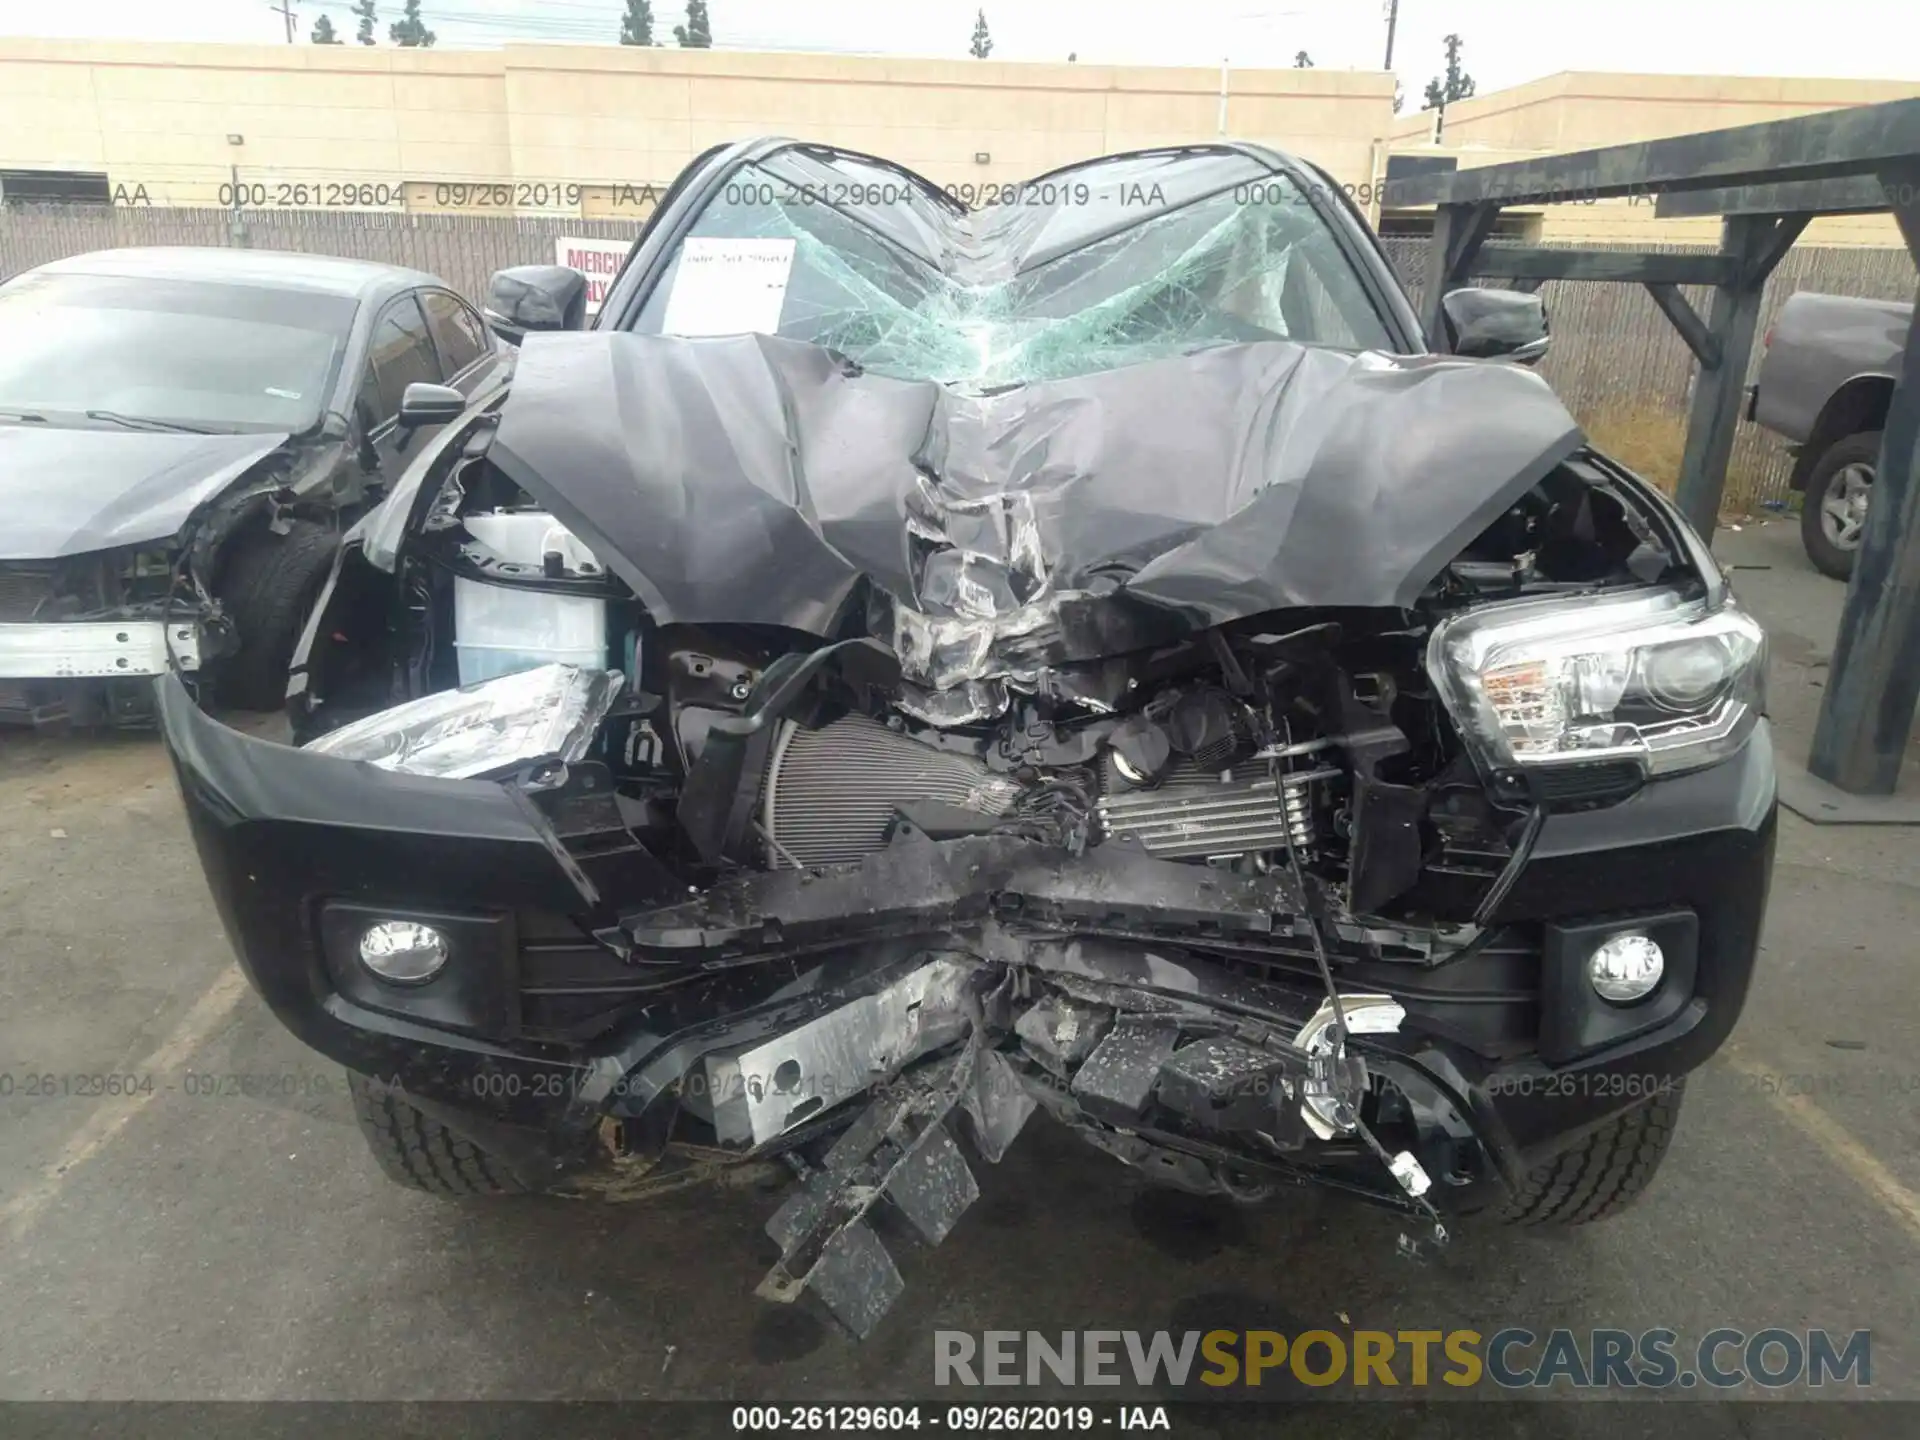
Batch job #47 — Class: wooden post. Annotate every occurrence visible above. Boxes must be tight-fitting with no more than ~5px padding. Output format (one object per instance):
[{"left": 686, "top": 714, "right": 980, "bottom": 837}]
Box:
[{"left": 1808, "top": 177, "right": 1920, "bottom": 794}]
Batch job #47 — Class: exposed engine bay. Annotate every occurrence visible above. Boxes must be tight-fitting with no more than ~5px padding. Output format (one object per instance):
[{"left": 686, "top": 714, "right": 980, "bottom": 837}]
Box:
[{"left": 308, "top": 405, "right": 1690, "bottom": 920}]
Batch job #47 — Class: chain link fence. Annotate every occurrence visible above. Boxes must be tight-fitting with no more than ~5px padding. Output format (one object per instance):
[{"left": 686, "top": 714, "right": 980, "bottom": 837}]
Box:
[{"left": 2, "top": 205, "right": 1913, "bottom": 515}]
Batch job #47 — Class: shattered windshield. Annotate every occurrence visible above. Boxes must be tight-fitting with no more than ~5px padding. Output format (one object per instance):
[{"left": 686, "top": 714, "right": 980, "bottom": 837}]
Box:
[{"left": 632, "top": 152, "right": 1399, "bottom": 388}]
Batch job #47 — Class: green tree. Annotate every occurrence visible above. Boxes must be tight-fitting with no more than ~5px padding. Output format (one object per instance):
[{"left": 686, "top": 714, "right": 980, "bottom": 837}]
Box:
[
  {"left": 389, "top": 0, "right": 435, "bottom": 47},
  {"left": 620, "top": 0, "right": 654, "bottom": 45},
  {"left": 969, "top": 8, "right": 992, "bottom": 58},
  {"left": 311, "top": 14, "right": 343, "bottom": 43},
  {"left": 673, "top": 0, "right": 711, "bottom": 47},
  {"left": 351, "top": 0, "right": 376, "bottom": 44},
  {"left": 1422, "top": 33, "right": 1475, "bottom": 110},
  {"left": 1293, "top": 50, "right": 1313, "bottom": 67}
]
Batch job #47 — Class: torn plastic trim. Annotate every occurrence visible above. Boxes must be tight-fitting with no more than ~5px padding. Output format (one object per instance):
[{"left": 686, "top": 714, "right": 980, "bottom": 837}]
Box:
[
  {"left": 666, "top": 941, "right": 1493, "bottom": 1336},
  {"left": 609, "top": 832, "right": 1465, "bottom": 969}
]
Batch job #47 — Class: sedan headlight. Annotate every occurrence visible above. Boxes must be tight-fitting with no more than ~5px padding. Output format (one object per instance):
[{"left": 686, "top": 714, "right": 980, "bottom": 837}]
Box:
[
  {"left": 1429, "top": 589, "right": 1765, "bottom": 779},
  {"left": 304, "top": 663, "right": 622, "bottom": 779}
]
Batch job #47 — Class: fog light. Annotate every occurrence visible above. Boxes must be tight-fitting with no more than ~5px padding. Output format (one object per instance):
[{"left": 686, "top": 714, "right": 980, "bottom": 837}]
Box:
[
  {"left": 1586, "top": 932, "right": 1663, "bottom": 1003},
  {"left": 358, "top": 920, "right": 449, "bottom": 985}
]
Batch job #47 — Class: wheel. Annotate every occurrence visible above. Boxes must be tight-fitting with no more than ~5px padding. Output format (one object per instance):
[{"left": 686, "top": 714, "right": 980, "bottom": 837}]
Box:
[
  {"left": 1800, "top": 431, "right": 1880, "bottom": 581},
  {"left": 1496, "top": 1082, "right": 1684, "bottom": 1227},
  {"left": 213, "top": 520, "right": 339, "bottom": 710},
  {"left": 347, "top": 1071, "right": 529, "bottom": 1197}
]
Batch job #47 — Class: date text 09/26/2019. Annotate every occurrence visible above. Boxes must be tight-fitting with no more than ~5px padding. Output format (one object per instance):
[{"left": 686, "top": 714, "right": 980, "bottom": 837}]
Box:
[{"left": 730, "top": 1407, "right": 1168, "bottom": 1432}]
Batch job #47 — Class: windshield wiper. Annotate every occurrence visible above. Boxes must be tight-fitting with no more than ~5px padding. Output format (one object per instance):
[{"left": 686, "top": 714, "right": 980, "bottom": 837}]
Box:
[
  {"left": 84, "top": 409, "right": 214, "bottom": 435},
  {"left": 0, "top": 408, "right": 48, "bottom": 423}
]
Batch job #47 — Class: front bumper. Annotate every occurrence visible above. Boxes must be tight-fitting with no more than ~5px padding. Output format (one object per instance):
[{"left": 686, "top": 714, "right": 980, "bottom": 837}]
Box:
[
  {"left": 0, "top": 620, "right": 201, "bottom": 679},
  {"left": 157, "top": 671, "right": 1777, "bottom": 1202}
]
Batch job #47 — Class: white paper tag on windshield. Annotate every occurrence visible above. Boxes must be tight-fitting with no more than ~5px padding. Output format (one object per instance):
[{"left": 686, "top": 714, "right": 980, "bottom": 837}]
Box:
[{"left": 660, "top": 237, "right": 796, "bottom": 338}]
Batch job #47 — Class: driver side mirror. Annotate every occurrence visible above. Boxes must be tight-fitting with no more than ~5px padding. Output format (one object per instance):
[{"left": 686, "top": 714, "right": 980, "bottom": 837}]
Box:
[
  {"left": 397, "top": 382, "right": 466, "bottom": 430},
  {"left": 1440, "top": 287, "right": 1550, "bottom": 364},
  {"left": 484, "top": 265, "right": 588, "bottom": 345}
]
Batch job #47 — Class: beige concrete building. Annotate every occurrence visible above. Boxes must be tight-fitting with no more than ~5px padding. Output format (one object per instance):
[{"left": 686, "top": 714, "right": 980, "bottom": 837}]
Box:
[
  {"left": 0, "top": 39, "right": 1393, "bottom": 216},
  {"left": 0, "top": 39, "right": 1914, "bottom": 248},
  {"left": 1381, "top": 72, "right": 1920, "bottom": 245}
]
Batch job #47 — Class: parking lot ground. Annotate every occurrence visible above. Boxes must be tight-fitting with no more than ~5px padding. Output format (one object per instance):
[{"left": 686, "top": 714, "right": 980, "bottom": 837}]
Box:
[{"left": 1, "top": 517, "right": 1918, "bottom": 1428}]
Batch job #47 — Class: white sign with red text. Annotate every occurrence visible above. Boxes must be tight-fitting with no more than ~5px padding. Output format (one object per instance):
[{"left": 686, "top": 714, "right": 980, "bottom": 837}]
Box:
[{"left": 555, "top": 236, "right": 634, "bottom": 316}]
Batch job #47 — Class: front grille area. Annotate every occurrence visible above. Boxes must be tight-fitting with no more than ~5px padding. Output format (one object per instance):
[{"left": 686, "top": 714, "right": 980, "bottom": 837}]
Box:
[{"left": 0, "top": 565, "right": 57, "bottom": 622}]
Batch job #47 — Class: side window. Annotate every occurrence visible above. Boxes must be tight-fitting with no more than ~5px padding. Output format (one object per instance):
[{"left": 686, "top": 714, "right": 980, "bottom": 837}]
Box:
[
  {"left": 421, "top": 289, "right": 488, "bottom": 376},
  {"left": 363, "top": 295, "right": 439, "bottom": 423}
]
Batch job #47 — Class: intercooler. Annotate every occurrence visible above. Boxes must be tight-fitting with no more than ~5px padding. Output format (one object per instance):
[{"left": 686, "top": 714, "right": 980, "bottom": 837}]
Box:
[{"left": 760, "top": 715, "right": 1024, "bottom": 869}]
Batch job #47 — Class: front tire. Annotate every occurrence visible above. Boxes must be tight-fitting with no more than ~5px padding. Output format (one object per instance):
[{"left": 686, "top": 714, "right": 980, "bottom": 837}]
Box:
[
  {"left": 214, "top": 520, "right": 338, "bottom": 711},
  {"left": 1497, "top": 1082, "right": 1684, "bottom": 1227},
  {"left": 1800, "top": 431, "right": 1879, "bottom": 581},
  {"left": 347, "top": 1071, "right": 529, "bottom": 1197}
]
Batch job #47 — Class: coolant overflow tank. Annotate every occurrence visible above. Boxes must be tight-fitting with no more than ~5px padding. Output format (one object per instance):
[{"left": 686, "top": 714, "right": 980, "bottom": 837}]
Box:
[{"left": 454, "top": 511, "right": 610, "bottom": 685}]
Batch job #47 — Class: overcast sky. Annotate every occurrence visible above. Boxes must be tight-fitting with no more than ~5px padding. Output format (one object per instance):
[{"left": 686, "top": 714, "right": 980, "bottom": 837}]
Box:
[{"left": 2, "top": 0, "right": 1915, "bottom": 96}]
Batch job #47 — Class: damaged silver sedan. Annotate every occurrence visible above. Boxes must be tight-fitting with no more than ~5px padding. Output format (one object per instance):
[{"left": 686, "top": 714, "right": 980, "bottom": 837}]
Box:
[{"left": 158, "top": 139, "right": 1775, "bottom": 1338}]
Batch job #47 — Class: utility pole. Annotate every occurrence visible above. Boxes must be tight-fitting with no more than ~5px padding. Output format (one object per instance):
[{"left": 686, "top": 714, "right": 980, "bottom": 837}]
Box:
[
  {"left": 1382, "top": 0, "right": 1399, "bottom": 69},
  {"left": 269, "top": 0, "right": 297, "bottom": 42}
]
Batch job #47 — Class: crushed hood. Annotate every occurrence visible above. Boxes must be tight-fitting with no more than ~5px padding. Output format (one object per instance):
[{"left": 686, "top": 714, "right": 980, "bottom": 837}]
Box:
[
  {"left": 490, "top": 330, "right": 1583, "bottom": 691},
  {"left": 0, "top": 427, "right": 290, "bottom": 560}
]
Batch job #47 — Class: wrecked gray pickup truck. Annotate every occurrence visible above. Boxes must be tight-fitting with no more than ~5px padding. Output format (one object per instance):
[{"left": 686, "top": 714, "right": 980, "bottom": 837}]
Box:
[{"left": 159, "top": 139, "right": 1775, "bottom": 1338}]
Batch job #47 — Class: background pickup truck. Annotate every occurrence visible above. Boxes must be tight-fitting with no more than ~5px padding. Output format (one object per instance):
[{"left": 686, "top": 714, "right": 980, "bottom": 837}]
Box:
[{"left": 1750, "top": 290, "right": 1912, "bottom": 579}]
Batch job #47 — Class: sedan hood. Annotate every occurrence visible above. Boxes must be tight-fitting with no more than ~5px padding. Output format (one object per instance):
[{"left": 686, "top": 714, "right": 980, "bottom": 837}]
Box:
[
  {"left": 0, "top": 427, "right": 290, "bottom": 560},
  {"left": 490, "top": 331, "right": 1583, "bottom": 688}
]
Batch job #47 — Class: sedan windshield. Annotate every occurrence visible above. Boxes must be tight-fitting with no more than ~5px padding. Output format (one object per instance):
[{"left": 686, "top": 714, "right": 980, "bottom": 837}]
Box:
[
  {"left": 632, "top": 150, "right": 1400, "bottom": 388},
  {"left": 0, "top": 272, "right": 356, "bottom": 432}
]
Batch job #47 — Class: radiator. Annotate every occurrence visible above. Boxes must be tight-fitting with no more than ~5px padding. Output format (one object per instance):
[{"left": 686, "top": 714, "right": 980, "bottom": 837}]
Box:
[{"left": 760, "top": 714, "right": 1023, "bottom": 869}]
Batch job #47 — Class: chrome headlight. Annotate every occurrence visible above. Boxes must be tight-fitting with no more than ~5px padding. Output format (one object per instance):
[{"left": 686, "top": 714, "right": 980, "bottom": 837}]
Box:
[
  {"left": 1429, "top": 589, "right": 1765, "bottom": 779},
  {"left": 304, "top": 663, "right": 622, "bottom": 779}
]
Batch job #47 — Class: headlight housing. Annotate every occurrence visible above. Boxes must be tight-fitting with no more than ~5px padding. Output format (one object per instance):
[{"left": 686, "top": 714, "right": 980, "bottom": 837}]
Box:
[
  {"left": 1429, "top": 589, "right": 1765, "bottom": 780},
  {"left": 303, "top": 663, "right": 622, "bottom": 779}
]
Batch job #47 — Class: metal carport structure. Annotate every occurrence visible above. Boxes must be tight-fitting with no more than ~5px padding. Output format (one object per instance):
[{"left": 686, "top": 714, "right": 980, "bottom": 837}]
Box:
[{"left": 1384, "top": 98, "right": 1920, "bottom": 817}]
